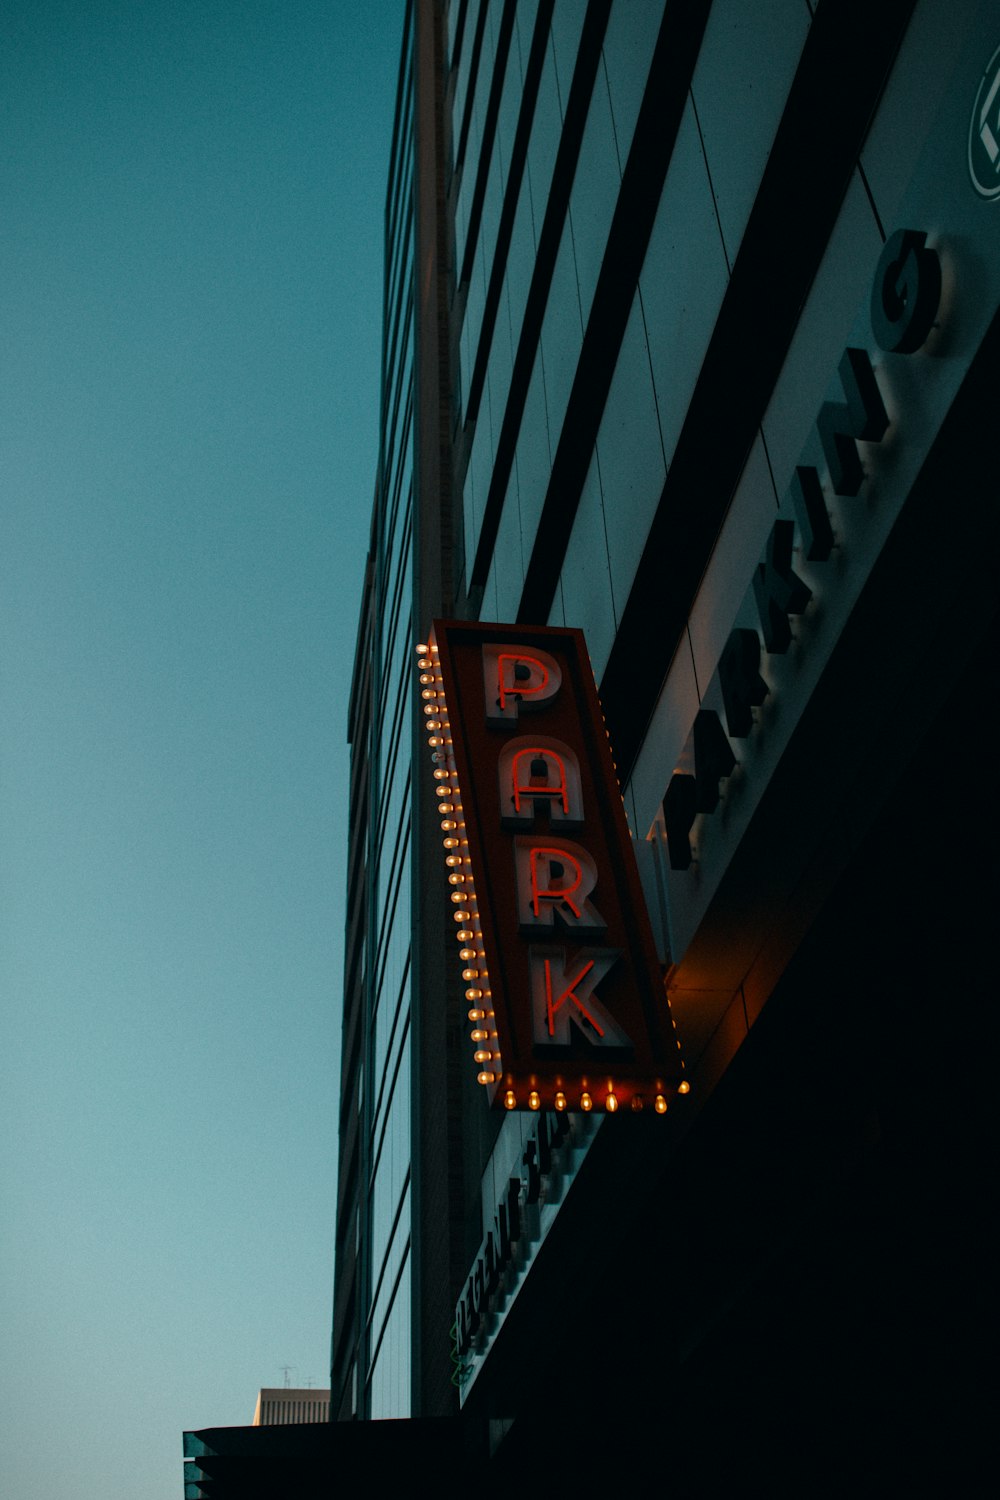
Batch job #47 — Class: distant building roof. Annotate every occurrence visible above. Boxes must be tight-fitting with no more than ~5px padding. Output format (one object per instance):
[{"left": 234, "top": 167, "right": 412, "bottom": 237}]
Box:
[{"left": 251, "top": 1388, "right": 330, "bottom": 1426}]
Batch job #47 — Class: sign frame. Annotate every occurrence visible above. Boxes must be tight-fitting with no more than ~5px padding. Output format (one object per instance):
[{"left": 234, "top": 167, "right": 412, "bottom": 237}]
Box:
[{"left": 421, "top": 619, "right": 684, "bottom": 1114}]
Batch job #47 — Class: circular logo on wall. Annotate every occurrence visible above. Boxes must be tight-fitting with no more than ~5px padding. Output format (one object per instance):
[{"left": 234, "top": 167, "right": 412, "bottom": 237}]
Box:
[{"left": 969, "top": 42, "right": 1000, "bottom": 198}]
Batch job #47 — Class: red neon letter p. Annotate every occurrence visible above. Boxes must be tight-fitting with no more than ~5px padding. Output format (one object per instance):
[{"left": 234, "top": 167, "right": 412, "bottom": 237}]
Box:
[{"left": 483, "top": 644, "right": 562, "bottom": 726}]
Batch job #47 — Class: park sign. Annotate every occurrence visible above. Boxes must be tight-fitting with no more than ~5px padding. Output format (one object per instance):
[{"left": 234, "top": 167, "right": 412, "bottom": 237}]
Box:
[{"left": 417, "top": 620, "right": 685, "bottom": 1115}]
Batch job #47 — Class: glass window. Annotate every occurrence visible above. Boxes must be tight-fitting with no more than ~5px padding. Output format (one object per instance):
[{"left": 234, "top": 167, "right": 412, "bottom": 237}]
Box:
[
  {"left": 510, "top": 341, "right": 552, "bottom": 557},
  {"left": 601, "top": 0, "right": 666, "bottom": 174},
  {"left": 594, "top": 293, "right": 666, "bottom": 615},
  {"left": 639, "top": 100, "right": 729, "bottom": 469},
  {"left": 368, "top": 1250, "right": 411, "bottom": 1419},
  {"left": 548, "top": 0, "right": 587, "bottom": 119},
  {"left": 566, "top": 58, "right": 619, "bottom": 326}
]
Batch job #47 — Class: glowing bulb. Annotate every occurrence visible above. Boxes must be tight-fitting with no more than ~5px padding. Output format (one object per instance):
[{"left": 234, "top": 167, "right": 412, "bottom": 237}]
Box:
[
  {"left": 678, "top": 1080, "right": 690, "bottom": 1095},
  {"left": 435, "top": 787, "right": 452, "bottom": 798},
  {"left": 465, "top": 988, "right": 482, "bottom": 1001},
  {"left": 453, "top": 910, "right": 470, "bottom": 922},
  {"left": 474, "top": 1049, "right": 492, "bottom": 1064},
  {"left": 443, "top": 836, "right": 459, "bottom": 849},
  {"left": 457, "top": 929, "right": 474, "bottom": 942},
  {"left": 477, "top": 1071, "right": 494, "bottom": 1085},
  {"left": 467, "top": 1008, "right": 485, "bottom": 1022},
  {"left": 461, "top": 968, "right": 478, "bottom": 980},
  {"left": 554, "top": 1092, "right": 567, "bottom": 1112},
  {"left": 419, "top": 673, "right": 434, "bottom": 685},
  {"left": 606, "top": 1092, "right": 618, "bottom": 1113},
  {"left": 528, "top": 1091, "right": 540, "bottom": 1110},
  {"left": 441, "top": 820, "right": 457, "bottom": 832},
  {"left": 447, "top": 856, "right": 463, "bottom": 869},
  {"left": 580, "top": 1092, "right": 593, "bottom": 1112},
  {"left": 421, "top": 689, "right": 438, "bottom": 701},
  {"left": 416, "top": 643, "right": 429, "bottom": 655},
  {"left": 417, "top": 657, "right": 432, "bottom": 670},
  {"left": 459, "top": 948, "right": 476, "bottom": 961},
  {"left": 504, "top": 1090, "right": 516, "bottom": 1110},
  {"left": 471, "top": 1029, "right": 488, "bottom": 1042},
  {"left": 654, "top": 1094, "right": 668, "bottom": 1114}
]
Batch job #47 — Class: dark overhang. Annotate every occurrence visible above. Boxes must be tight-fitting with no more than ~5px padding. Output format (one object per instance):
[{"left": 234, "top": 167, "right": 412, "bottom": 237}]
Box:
[{"left": 183, "top": 1417, "right": 476, "bottom": 1500}]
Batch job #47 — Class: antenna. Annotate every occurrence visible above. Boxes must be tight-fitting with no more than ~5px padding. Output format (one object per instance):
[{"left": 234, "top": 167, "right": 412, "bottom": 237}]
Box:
[{"left": 279, "top": 1365, "right": 295, "bottom": 1389}]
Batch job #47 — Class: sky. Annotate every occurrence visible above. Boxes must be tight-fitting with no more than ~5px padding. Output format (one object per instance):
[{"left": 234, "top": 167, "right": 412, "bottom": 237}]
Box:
[{"left": 0, "top": 2, "right": 402, "bottom": 1495}]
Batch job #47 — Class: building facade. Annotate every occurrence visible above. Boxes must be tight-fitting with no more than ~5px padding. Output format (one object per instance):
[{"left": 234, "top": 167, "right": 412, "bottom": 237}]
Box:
[
  {"left": 251, "top": 1389, "right": 330, "bottom": 1426},
  {"left": 333, "top": 0, "right": 996, "bottom": 1478},
  {"left": 332, "top": 0, "right": 462, "bottom": 1421}
]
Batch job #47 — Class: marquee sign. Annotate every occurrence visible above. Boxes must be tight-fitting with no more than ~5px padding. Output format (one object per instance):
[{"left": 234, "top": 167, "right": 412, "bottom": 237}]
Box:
[{"left": 417, "top": 620, "right": 684, "bottom": 1114}]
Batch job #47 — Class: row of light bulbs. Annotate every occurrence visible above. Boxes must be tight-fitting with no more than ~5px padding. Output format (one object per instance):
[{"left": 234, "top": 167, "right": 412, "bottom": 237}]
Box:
[
  {"left": 417, "top": 642, "right": 500, "bottom": 1086},
  {"left": 502, "top": 1082, "right": 688, "bottom": 1113}
]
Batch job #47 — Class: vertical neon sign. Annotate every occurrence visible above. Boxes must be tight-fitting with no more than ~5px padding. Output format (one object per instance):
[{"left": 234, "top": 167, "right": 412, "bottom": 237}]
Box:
[{"left": 417, "top": 621, "right": 684, "bottom": 1113}]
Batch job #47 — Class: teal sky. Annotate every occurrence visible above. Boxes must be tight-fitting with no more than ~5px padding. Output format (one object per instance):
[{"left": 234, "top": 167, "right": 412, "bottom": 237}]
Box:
[{"left": 0, "top": 3, "right": 401, "bottom": 1495}]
